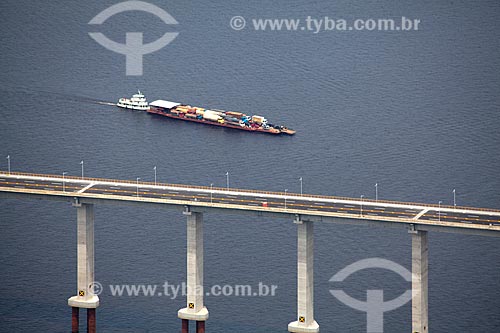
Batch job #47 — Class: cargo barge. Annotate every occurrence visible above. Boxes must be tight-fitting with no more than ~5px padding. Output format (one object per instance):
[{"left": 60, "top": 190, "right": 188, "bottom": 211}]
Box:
[{"left": 147, "top": 100, "right": 295, "bottom": 135}]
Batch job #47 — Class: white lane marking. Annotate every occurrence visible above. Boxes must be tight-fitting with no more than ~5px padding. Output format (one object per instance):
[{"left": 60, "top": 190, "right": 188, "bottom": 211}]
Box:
[
  {"left": 227, "top": 195, "right": 238, "bottom": 198},
  {"left": 314, "top": 202, "right": 325, "bottom": 206},
  {"left": 287, "top": 200, "right": 296, "bottom": 203},
  {"left": 196, "top": 193, "right": 209, "bottom": 197},
  {"left": 44, "top": 187, "right": 53, "bottom": 190},
  {"left": 468, "top": 215, "right": 480, "bottom": 218},
  {"left": 168, "top": 191, "right": 179, "bottom": 194},
  {"left": 404, "top": 209, "right": 416, "bottom": 213},
  {"left": 248, "top": 203, "right": 259, "bottom": 206},
  {"left": 78, "top": 183, "right": 96, "bottom": 193},
  {"left": 110, "top": 186, "right": 121, "bottom": 189},
  {"left": 142, "top": 189, "right": 150, "bottom": 192},
  {"left": 24, "top": 180, "right": 35, "bottom": 183},
  {"left": 344, "top": 205, "right": 356, "bottom": 208},
  {"left": 14, "top": 186, "right": 25, "bottom": 188},
  {"left": 307, "top": 208, "right": 319, "bottom": 211},
  {"left": 367, "top": 213, "right": 379, "bottom": 216},
  {"left": 51, "top": 182, "right": 62, "bottom": 185},
  {"left": 413, "top": 208, "right": 429, "bottom": 220}
]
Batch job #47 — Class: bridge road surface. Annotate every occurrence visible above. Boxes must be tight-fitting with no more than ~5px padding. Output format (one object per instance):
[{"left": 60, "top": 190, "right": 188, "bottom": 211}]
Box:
[{"left": 1, "top": 172, "right": 499, "bottom": 235}]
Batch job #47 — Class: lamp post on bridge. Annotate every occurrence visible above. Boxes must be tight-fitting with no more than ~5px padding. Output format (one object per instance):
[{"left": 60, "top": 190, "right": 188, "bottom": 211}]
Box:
[
  {"left": 438, "top": 200, "right": 442, "bottom": 222},
  {"left": 375, "top": 183, "right": 378, "bottom": 202},
  {"left": 285, "top": 189, "right": 288, "bottom": 210},
  {"left": 80, "top": 160, "right": 84, "bottom": 179},
  {"left": 136, "top": 177, "right": 140, "bottom": 197},
  {"left": 360, "top": 195, "right": 364, "bottom": 216},
  {"left": 453, "top": 189, "right": 456, "bottom": 208},
  {"left": 299, "top": 177, "right": 303, "bottom": 196},
  {"left": 6, "top": 155, "right": 10, "bottom": 174},
  {"left": 226, "top": 171, "right": 229, "bottom": 190},
  {"left": 154, "top": 166, "right": 157, "bottom": 186},
  {"left": 63, "top": 172, "right": 67, "bottom": 192}
]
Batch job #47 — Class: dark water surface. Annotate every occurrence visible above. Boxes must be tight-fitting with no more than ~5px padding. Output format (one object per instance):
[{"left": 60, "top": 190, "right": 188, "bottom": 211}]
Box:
[{"left": 1, "top": 1, "right": 499, "bottom": 332}]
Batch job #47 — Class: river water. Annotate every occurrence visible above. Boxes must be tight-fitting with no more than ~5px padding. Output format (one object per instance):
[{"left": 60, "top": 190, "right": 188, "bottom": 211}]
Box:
[{"left": 0, "top": 1, "right": 499, "bottom": 332}]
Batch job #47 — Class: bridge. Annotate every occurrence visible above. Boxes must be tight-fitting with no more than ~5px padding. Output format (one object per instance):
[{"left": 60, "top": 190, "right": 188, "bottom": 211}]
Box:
[{"left": 1, "top": 171, "right": 499, "bottom": 333}]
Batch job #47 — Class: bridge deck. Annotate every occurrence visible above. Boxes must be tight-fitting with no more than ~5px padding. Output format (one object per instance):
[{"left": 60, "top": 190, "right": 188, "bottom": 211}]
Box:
[{"left": 1, "top": 172, "right": 499, "bottom": 236}]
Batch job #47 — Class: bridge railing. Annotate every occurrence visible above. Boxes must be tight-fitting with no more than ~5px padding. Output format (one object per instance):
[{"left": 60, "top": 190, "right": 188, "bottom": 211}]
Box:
[{"left": 2, "top": 171, "right": 499, "bottom": 213}]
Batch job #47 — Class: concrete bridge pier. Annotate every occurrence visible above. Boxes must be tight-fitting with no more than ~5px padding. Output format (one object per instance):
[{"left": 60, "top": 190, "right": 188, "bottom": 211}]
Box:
[
  {"left": 288, "top": 218, "right": 319, "bottom": 333},
  {"left": 410, "top": 229, "right": 428, "bottom": 333},
  {"left": 178, "top": 210, "right": 209, "bottom": 333},
  {"left": 68, "top": 202, "right": 99, "bottom": 333}
]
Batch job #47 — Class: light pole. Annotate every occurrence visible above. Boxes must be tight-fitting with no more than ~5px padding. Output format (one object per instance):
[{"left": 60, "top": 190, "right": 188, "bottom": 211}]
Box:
[
  {"left": 62, "top": 172, "right": 67, "bottom": 192},
  {"left": 360, "top": 195, "right": 364, "bottom": 216},
  {"left": 154, "top": 166, "right": 157, "bottom": 186},
  {"left": 210, "top": 183, "right": 213, "bottom": 204},
  {"left": 452, "top": 189, "right": 456, "bottom": 208},
  {"left": 226, "top": 171, "right": 229, "bottom": 190},
  {"left": 136, "top": 177, "right": 140, "bottom": 197},
  {"left": 375, "top": 183, "right": 378, "bottom": 202},
  {"left": 80, "top": 160, "right": 84, "bottom": 179},
  {"left": 6, "top": 155, "right": 10, "bottom": 174},
  {"left": 299, "top": 177, "right": 303, "bottom": 196},
  {"left": 285, "top": 189, "right": 288, "bottom": 210},
  {"left": 438, "top": 200, "right": 442, "bottom": 222}
]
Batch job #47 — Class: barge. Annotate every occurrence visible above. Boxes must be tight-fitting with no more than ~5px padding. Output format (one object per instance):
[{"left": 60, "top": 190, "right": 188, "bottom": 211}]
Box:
[{"left": 148, "top": 99, "right": 296, "bottom": 135}]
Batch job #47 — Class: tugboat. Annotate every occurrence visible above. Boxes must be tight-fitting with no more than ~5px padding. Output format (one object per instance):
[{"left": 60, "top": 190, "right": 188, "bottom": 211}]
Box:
[{"left": 117, "top": 90, "right": 149, "bottom": 111}]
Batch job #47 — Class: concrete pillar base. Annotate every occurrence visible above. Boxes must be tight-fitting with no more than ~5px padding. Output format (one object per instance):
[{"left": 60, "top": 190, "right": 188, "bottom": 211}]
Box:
[
  {"left": 68, "top": 295, "right": 100, "bottom": 309},
  {"left": 288, "top": 320, "right": 320, "bottom": 333},
  {"left": 178, "top": 306, "right": 209, "bottom": 321},
  {"left": 196, "top": 320, "right": 206, "bottom": 333},
  {"left": 72, "top": 307, "right": 79, "bottom": 333},
  {"left": 87, "top": 308, "right": 96, "bottom": 333},
  {"left": 181, "top": 319, "right": 189, "bottom": 333}
]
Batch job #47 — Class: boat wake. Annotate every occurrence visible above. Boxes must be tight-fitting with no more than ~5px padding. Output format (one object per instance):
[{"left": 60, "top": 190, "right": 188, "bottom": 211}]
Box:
[
  {"left": 96, "top": 101, "right": 117, "bottom": 106},
  {"left": 0, "top": 85, "right": 116, "bottom": 107}
]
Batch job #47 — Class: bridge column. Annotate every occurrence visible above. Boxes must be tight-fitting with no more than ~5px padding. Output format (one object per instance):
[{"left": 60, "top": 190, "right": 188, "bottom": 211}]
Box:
[
  {"left": 410, "top": 230, "right": 428, "bottom": 333},
  {"left": 68, "top": 202, "right": 99, "bottom": 333},
  {"left": 288, "top": 218, "right": 319, "bottom": 333},
  {"left": 178, "top": 211, "right": 209, "bottom": 332}
]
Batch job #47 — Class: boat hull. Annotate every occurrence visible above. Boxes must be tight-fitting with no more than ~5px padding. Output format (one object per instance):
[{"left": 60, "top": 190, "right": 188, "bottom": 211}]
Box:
[{"left": 117, "top": 103, "right": 149, "bottom": 111}]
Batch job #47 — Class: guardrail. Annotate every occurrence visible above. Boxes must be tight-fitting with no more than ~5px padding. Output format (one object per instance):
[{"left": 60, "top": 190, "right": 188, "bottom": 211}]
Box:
[{"left": 1, "top": 170, "right": 499, "bottom": 213}]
